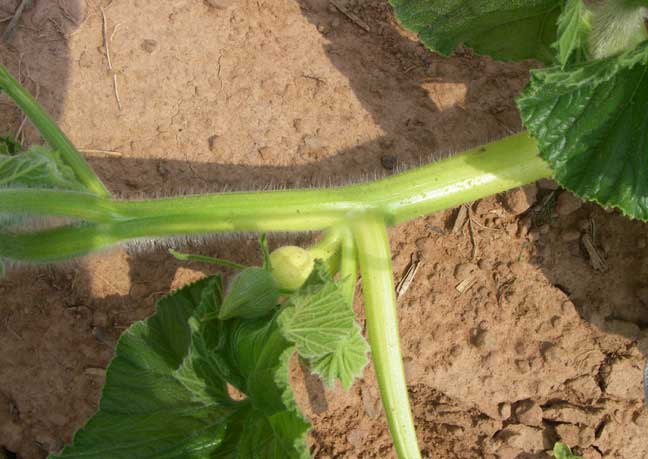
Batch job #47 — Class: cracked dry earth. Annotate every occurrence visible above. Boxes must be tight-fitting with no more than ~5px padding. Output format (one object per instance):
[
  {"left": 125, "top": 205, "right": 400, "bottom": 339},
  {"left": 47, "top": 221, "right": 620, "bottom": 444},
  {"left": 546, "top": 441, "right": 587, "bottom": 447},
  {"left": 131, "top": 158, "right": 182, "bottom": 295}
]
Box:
[{"left": 1, "top": 0, "right": 648, "bottom": 458}]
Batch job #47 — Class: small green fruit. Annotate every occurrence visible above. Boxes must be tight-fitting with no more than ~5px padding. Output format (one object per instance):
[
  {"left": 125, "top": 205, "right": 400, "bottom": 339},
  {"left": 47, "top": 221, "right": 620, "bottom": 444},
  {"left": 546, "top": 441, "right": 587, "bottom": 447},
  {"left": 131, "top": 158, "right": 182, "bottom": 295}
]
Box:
[{"left": 269, "top": 246, "right": 314, "bottom": 291}]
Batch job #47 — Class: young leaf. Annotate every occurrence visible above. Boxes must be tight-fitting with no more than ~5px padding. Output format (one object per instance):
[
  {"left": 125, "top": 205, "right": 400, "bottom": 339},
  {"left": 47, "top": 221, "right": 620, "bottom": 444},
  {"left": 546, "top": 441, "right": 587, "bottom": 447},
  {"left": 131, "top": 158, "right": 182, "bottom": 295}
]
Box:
[
  {"left": 553, "top": 441, "right": 583, "bottom": 459},
  {"left": 0, "top": 146, "right": 87, "bottom": 191},
  {"left": 518, "top": 41, "right": 648, "bottom": 221},
  {"left": 278, "top": 279, "right": 355, "bottom": 358},
  {"left": 278, "top": 261, "right": 369, "bottom": 388},
  {"left": 218, "top": 267, "right": 280, "bottom": 320},
  {"left": 553, "top": 0, "right": 591, "bottom": 67},
  {"left": 389, "top": 0, "right": 561, "bottom": 63},
  {"left": 51, "top": 276, "right": 310, "bottom": 459}
]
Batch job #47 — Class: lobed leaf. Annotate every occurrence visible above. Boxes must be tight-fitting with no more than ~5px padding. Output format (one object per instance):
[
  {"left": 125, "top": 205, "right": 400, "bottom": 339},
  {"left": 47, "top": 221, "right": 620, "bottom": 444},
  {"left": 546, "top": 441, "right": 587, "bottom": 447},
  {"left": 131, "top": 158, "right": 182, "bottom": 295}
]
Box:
[
  {"left": 518, "top": 40, "right": 648, "bottom": 221},
  {"left": 309, "top": 324, "right": 370, "bottom": 390},
  {"left": 51, "top": 276, "right": 310, "bottom": 459},
  {"left": 278, "top": 261, "right": 369, "bottom": 388},
  {"left": 278, "top": 276, "right": 355, "bottom": 358},
  {"left": 0, "top": 145, "right": 87, "bottom": 191},
  {"left": 389, "top": 0, "right": 562, "bottom": 63}
]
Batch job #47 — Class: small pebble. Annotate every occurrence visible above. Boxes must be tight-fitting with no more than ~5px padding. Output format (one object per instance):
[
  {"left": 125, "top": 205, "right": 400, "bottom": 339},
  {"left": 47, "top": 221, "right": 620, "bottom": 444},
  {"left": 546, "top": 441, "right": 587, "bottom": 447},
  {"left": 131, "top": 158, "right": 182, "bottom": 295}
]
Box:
[
  {"left": 502, "top": 184, "right": 538, "bottom": 215},
  {"left": 555, "top": 191, "right": 583, "bottom": 216},
  {"left": 207, "top": 134, "right": 224, "bottom": 153},
  {"left": 140, "top": 39, "right": 157, "bottom": 54}
]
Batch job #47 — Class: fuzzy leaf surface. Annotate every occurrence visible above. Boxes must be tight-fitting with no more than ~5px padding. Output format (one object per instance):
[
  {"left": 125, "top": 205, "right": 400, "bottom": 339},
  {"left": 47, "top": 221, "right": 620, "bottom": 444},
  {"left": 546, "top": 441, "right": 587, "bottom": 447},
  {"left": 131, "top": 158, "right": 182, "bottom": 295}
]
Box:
[
  {"left": 51, "top": 276, "right": 309, "bottom": 459},
  {"left": 309, "top": 324, "right": 369, "bottom": 389},
  {"left": 389, "top": 0, "right": 561, "bottom": 63},
  {"left": 0, "top": 145, "right": 87, "bottom": 190},
  {"left": 518, "top": 41, "right": 648, "bottom": 221}
]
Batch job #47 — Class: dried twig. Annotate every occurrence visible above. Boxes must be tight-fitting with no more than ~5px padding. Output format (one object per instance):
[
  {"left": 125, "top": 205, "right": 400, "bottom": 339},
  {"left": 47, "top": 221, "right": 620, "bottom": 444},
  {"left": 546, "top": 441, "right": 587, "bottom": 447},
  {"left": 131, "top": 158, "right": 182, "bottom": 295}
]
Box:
[
  {"left": 100, "top": 7, "right": 113, "bottom": 71},
  {"left": 452, "top": 205, "right": 468, "bottom": 233},
  {"left": 455, "top": 276, "right": 476, "bottom": 294},
  {"left": 330, "top": 0, "right": 370, "bottom": 32},
  {"left": 396, "top": 252, "right": 420, "bottom": 300},
  {"left": 79, "top": 148, "right": 123, "bottom": 157},
  {"left": 100, "top": 7, "right": 122, "bottom": 111},
  {"left": 581, "top": 218, "right": 608, "bottom": 272},
  {"left": 112, "top": 74, "right": 122, "bottom": 110},
  {"left": 467, "top": 208, "right": 477, "bottom": 260}
]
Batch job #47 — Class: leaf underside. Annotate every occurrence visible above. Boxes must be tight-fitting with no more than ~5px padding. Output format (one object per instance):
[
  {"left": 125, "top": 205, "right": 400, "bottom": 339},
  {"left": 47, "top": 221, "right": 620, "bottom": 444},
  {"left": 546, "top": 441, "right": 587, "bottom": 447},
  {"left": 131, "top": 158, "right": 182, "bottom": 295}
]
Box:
[
  {"left": 0, "top": 145, "right": 87, "bottom": 191},
  {"left": 389, "top": 0, "right": 562, "bottom": 63},
  {"left": 518, "top": 41, "right": 648, "bottom": 221}
]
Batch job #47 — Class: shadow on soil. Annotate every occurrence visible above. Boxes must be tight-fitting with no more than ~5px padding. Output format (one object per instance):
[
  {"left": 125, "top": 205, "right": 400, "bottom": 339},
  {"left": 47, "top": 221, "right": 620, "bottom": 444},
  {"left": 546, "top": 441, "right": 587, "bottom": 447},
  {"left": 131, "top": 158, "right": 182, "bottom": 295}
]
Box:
[{"left": 1, "top": 0, "right": 647, "bottom": 458}]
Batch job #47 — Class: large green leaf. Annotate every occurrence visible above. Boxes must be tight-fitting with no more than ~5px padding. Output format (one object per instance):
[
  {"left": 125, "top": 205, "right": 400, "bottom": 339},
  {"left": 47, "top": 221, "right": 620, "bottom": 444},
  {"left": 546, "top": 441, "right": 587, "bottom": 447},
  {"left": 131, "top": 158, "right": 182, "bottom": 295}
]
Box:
[
  {"left": 0, "top": 145, "right": 87, "bottom": 190},
  {"left": 389, "top": 0, "right": 562, "bottom": 63},
  {"left": 518, "top": 40, "right": 648, "bottom": 221},
  {"left": 51, "top": 276, "right": 310, "bottom": 459}
]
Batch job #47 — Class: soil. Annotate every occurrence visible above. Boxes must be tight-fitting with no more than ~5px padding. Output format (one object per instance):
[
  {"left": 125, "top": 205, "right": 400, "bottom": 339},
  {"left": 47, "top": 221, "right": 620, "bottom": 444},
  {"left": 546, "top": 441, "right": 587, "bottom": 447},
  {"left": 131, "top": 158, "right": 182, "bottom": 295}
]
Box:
[{"left": 1, "top": 1, "right": 647, "bottom": 458}]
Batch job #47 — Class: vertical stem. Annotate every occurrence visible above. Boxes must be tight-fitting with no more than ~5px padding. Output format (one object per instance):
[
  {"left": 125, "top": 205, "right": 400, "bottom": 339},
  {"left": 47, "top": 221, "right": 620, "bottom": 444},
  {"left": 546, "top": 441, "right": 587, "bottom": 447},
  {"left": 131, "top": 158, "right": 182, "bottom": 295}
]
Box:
[
  {"left": 352, "top": 214, "right": 421, "bottom": 459},
  {"left": 0, "top": 64, "right": 110, "bottom": 197},
  {"left": 339, "top": 227, "right": 357, "bottom": 306}
]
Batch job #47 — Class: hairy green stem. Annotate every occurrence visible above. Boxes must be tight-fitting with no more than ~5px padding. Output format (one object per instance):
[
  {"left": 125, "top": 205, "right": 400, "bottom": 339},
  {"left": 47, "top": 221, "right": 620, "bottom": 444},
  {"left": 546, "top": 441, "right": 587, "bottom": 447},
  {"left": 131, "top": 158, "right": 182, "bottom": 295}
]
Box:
[
  {"left": 0, "top": 64, "right": 110, "bottom": 197},
  {"left": 352, "top": 214, "right": 420, "bottom": 459},
  {"left": 0, "top": 133, "right": 550, "bottom": 262}
]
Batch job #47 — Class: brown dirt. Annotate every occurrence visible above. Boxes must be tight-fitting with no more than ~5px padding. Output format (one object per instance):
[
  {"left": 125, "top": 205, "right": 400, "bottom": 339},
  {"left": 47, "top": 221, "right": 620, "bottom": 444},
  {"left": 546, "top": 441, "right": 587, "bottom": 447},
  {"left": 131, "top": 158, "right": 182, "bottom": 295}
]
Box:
[{"left": 1, "top": 1, "right": 647, "bottom": 458}]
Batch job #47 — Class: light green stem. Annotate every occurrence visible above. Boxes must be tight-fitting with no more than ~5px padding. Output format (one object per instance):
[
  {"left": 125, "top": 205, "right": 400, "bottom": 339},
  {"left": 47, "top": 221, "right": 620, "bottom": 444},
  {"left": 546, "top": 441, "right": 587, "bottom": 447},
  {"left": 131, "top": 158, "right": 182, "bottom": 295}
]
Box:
[
  {"left": 339, "top": 228, "right": 357, "bottom": 306},
  {"left": 0, "top": 133, "right": 550, "bottom": 262},
  {"left": 0, "top": 64, "right": 110, "bottom": 197},
  {"left": 352, "top": 214, "right": 420, "bottom": 459}
]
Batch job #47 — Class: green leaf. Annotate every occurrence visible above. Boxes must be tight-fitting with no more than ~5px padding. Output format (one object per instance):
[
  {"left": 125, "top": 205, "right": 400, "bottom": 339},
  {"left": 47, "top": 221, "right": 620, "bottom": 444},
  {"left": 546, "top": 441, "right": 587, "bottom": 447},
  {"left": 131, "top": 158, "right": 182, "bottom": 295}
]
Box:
[
  {"left": 553, "top": 0, "right": 591, "bottom": 67},
  {"left": 219, "top": 267, "right": 280, "bottom": 320},
  {"left": 278, "top": 279, "right": 355, "bottom": 358},
  {"left": 0, "top": 145, "right": 87, "bottom": 190},
  {"left": 553, "top": 441, "right": 583, "bottom": 459},
  {"left": 389, "top": 0, "right": 562, "bottom": 63},
  {"left": 310, "top": 324, "right": 369, "bottom": 389},
  {"left": 51, "top": 276, "right": 310, "bottom": 459},
  {"left": 518, "top": 41, "right": 648, "bottom": 221},
  {"left": 278, "top": 261, "right": 368, "bottom": 388}
]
